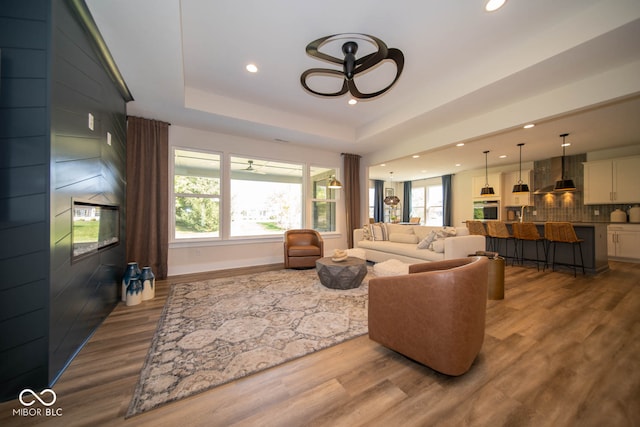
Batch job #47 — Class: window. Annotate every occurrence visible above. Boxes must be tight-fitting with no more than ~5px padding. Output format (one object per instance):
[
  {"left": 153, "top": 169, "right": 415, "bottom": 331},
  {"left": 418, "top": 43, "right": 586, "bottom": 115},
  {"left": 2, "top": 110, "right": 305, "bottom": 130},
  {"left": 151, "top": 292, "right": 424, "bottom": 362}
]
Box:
[
  {"left": 172, "top": 149, "right": 339, "bottom": 241},
  {"left": 310, "top": 167, "right": 338, "bottom": 232},
  {"left": 411, "top": 181, "right": 443, "bottom": 226},
  {"left": 230, "top": 156, "right": 303, "bottom": 236},
  {"left": 426, "top": 184, "right": 443, "bottom": 226},
  {"left": 173, "top": 149, "right": 221, "bottom": 239},
  {"left": 368, "top": 184, "right": 375, "bottom": 220}
]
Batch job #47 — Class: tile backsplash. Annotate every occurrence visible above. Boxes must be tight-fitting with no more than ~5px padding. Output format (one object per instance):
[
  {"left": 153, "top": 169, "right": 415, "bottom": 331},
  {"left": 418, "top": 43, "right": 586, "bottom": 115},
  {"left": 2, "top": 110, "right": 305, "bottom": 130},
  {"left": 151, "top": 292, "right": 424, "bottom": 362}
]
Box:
[{"left": 515, "top": 153, "right": 639, "bottom": 223}]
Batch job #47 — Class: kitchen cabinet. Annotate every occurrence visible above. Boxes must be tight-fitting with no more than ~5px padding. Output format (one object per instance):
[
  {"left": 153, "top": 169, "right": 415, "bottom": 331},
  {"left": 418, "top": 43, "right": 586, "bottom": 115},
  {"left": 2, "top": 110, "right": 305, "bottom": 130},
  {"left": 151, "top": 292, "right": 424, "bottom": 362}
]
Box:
[
  {"left": 502, "top": 170, "right": 532, "bottom": 206},
  {"left": 584, "top": 156, "right": 640, "bottom": 204},
  {"left": 472, "top": 172, "right": 502, "bottom": 199},
  {"left": 607, "top": 224, "right": 640, "bottom": 261}
]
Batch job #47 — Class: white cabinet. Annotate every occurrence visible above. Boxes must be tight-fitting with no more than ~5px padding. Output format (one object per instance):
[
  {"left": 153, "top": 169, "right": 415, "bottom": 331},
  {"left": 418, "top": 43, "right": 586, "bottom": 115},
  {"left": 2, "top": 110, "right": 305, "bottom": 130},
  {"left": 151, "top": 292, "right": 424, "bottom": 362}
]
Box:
[
  {"left": 502, "top": 170, "right": 532, "bottom": 206},
  {"left": 472, "top": 173, "right": 502, "bottom": 199},
  {"left": 607, "top": 224, "right": 640, "bottom": 261},
  {"left": 584, "top": 156, "right": 640, "bottom": 204}
]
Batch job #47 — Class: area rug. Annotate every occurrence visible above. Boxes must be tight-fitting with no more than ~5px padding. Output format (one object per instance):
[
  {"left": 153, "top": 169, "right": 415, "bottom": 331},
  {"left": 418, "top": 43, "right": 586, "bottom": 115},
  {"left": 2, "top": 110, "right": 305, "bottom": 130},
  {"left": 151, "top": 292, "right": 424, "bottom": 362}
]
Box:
[{"left": 126, "top": 267, "right": 373, "bottom": 417}]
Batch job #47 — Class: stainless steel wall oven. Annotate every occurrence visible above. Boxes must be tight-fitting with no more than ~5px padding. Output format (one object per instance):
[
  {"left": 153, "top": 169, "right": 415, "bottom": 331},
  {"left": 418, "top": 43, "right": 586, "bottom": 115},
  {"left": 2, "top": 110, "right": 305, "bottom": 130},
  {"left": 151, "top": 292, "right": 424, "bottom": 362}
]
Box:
[{"left": 473, "top": 200, "right": 500, "bottom": 220}]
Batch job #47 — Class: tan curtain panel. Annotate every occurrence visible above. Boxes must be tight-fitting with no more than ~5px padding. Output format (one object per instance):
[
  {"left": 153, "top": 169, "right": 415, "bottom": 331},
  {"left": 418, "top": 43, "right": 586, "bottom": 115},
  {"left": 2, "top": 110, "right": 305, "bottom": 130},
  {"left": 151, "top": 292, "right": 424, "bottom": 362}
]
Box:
[
  {"left": 126, "top": 116, "right": 169, "bottom": 278},
  {"left": 342, "top": 153, "right": 361, "bottom": 248}
]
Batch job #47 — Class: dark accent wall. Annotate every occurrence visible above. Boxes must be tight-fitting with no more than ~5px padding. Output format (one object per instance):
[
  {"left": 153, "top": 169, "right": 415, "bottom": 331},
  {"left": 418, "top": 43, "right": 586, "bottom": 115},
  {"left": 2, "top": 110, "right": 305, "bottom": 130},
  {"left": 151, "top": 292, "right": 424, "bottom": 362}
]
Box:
[{"left": 0, "top": 0, "right": 127, "bottom": 401}]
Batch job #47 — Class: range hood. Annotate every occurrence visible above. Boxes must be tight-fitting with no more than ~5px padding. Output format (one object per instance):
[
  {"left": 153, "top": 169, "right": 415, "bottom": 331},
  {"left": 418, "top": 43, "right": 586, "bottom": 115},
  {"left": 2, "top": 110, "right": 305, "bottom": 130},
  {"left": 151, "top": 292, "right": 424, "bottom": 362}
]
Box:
[{"left": 533, "top": 156, "right": 580, "bottom": 194}]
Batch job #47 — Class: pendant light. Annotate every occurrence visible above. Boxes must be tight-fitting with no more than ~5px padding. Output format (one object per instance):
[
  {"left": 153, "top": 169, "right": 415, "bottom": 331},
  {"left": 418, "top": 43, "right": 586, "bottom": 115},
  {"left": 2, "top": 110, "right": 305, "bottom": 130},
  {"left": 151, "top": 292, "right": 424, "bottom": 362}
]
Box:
[
  {"left": 512, "top": 143, "right": 530, "bottom": 193},
  {"left": 328, "top": 175, "right": 342, "bottom": 189},
  {"left": 554, "top": 133, "right": 576, "bottom": 191},
  {"left": 480, "top": 150, "right": 495, "bottom": 196}
]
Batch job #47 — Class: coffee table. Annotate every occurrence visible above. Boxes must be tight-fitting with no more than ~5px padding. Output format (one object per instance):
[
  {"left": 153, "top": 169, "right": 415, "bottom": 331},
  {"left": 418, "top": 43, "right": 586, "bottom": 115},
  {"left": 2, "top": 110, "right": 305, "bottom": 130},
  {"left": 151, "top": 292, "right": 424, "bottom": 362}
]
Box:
[{"left": 315, "top": 257, "right": 367, "bottom": 290}]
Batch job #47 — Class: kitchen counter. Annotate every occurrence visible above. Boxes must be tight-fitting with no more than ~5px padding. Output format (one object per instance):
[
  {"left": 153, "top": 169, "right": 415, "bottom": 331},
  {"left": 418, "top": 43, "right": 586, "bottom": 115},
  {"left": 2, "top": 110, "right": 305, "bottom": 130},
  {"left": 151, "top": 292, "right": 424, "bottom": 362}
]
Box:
[{"left": 487, "top": 222, "right": 609, "bottom": 275}]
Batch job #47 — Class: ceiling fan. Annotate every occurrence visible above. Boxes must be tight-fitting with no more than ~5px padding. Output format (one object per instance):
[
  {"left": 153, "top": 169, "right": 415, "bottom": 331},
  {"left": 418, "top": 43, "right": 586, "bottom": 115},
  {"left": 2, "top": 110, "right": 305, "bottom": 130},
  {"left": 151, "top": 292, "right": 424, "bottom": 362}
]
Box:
[{"left": 245, "top": 160, "right": 266, "bottom": 174}]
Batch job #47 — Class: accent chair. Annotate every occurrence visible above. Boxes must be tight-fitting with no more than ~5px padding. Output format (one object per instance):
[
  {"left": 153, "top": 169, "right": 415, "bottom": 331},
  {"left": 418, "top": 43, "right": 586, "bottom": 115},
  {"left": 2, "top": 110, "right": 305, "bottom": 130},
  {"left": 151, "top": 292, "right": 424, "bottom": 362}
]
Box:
[
  {"left": 284, "top": 229, "right": 324, "bottom": 269},
  {"left": 368, "top": 256, "right": 489, "bottom": 376}
]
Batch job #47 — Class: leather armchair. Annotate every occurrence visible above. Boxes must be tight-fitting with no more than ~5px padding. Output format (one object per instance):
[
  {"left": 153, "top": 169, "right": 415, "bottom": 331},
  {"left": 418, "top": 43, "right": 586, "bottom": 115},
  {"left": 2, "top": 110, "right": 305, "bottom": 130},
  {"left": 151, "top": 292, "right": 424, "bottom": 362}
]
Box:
[
  {"left": 284, "top": 229, "right": 324, "bottom": 269},
  {"left": 368, "top": 256, "right": 489, "bottom": 376}
]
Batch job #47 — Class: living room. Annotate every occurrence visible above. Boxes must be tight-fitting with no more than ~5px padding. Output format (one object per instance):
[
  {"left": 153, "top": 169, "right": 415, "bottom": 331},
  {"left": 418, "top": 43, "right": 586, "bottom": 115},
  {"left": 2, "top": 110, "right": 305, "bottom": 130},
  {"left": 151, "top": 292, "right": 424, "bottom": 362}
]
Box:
[{"left": 1, "top": 0, "right": 640, "bottom": 425}]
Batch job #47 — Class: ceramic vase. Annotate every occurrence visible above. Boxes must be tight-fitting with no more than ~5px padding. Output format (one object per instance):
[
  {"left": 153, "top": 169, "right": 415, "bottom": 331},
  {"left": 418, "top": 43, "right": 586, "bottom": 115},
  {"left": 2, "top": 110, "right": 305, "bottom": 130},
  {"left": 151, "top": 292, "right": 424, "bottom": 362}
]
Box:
[
  {"left": 121, "top": 262, "right": 140, "bottom": 302},
  {"left": 140, "top": 267, "right": 155, "bottom": 301},
  {"left": 126, "top": 277, "right": 143, "bottom": 306}
]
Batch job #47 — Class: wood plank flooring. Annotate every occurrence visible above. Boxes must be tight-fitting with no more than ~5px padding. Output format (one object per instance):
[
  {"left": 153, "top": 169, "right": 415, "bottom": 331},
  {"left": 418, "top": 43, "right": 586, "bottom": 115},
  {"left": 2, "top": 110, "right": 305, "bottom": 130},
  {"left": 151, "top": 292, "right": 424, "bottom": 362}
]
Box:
[{"left": 2, "top": 262, "right": 639, "bottom": 427}]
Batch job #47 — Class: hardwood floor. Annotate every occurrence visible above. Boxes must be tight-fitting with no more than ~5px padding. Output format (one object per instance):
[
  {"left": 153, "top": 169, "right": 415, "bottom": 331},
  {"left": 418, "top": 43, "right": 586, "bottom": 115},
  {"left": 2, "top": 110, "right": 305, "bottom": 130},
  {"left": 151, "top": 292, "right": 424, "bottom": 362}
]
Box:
[{"left": 2, "top": 262, "right": 639, "bottom": 427}]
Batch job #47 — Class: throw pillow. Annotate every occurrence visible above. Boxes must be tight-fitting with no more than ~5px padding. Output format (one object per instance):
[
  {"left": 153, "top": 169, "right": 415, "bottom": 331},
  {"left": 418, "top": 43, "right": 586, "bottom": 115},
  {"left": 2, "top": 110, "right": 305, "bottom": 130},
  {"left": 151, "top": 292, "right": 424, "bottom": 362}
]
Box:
[
  {"left": 432, "top": 239, "right": 446, "bottom": 253},
  {"left": 417, "top": 230, "right": 437, "bottom": 249},
  {"left": 362, "top": 225, "right": 372, "bottom": 241},
  {"left": 389, "top": 233, "right": 419, "bottom": 244},
  {"left": 371, "top": 223, "right": 389, "bottom": 241}
]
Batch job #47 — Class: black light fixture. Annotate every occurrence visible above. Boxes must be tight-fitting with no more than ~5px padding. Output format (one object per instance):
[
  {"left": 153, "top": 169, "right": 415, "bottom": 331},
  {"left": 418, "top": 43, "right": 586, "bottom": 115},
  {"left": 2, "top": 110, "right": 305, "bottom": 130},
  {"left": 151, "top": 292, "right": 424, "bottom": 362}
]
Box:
[
  {"left": 481, "top": 150, "right": 495, "bottom": 196},
  {"left": 554, "top": 133, "right": 577, "bottom": 192},
  {"left": 300, "top": 33, "right": 404, "bottom": 100},
  {"left": 512, "top": 143, "right": 530, "bottom": 193},
  {"left": 328, "top": 175, "right": 342, "bottom": 189}
]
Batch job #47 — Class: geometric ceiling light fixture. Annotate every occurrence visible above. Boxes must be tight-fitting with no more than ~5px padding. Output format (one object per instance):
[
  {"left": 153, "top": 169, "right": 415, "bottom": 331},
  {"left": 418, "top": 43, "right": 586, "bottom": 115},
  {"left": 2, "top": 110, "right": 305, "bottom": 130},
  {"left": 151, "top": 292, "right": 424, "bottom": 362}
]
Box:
[
  {"left": 554, "top": 133, "right": 577, "bottom": 192},
  {"left": 300, "top": 33, "right": 404, "bottom": 100},
  {"left": 480, "top": 150, "right": 496, "bottom": 196},
  {"left": 512, "top": 143, "right": 530, "bottom": 193}
]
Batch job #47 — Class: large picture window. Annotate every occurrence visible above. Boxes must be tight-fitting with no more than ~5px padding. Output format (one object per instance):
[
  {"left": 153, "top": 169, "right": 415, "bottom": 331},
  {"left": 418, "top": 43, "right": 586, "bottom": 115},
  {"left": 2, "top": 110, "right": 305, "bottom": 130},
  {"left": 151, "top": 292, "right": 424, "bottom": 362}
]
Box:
[
  {"left": 173, "top": 149, "right": 221, "bottom": 239},
  {"left": 172, "top": 149, "right": 339, "bottom": 242},
  {"left": 230, "top": 156, "right": 303, "bottom": 237}
]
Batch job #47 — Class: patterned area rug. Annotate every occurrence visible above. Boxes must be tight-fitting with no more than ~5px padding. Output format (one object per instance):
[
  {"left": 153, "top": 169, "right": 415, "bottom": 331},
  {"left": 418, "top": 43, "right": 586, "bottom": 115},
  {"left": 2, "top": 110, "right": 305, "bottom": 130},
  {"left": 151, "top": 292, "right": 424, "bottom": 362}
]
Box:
[{"left": 126, "top": 267, "right": 372, "bottom": 417}]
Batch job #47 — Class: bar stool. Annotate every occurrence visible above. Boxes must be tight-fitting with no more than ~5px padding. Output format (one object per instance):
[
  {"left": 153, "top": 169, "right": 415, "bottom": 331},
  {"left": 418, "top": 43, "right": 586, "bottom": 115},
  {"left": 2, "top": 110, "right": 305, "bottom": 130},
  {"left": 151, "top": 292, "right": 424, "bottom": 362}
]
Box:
[
  {"left": 512, "top": 222, "right": 546, "bottom": 271},
  {"left": 466, "top": 221, "right": 488, "bottom": 251},
  {"left": 486, "top": 221, "right": 518, "bottom": 264},
  {"left": 544, "top": 222, "right": 585, "bottom": 277}
]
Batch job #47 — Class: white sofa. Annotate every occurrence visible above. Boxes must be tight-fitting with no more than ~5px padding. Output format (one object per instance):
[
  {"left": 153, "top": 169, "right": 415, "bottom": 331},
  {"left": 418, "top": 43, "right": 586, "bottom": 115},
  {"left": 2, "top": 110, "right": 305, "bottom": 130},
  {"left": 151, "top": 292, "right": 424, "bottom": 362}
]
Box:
[{"left": 354, "top": 223, "right": 486, "bottom": 264}]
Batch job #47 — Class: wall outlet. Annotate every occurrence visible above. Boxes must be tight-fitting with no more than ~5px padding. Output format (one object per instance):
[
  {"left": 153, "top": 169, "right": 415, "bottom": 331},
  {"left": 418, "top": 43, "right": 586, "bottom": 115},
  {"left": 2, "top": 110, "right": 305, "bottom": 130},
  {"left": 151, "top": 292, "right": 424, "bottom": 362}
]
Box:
[
  {"left": 594, "top": 209, "right": 600, "bottom": 216},
  {"left": 106, "top": 132, "right": 112, "bottom": 146},
  {"left": 533, "top": 210, "right": 537, "bottom": 216},
  {"left": 88, "top": 113, "right": 94, "bottom": 131}
]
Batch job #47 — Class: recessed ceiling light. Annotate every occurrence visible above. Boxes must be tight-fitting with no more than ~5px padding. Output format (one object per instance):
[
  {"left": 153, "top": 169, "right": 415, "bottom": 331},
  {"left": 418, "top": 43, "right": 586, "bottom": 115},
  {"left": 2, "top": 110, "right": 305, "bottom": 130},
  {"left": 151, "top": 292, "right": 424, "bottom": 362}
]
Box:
[
  {"left": 499, "top": 155, "right": 507, "bottom": 159},
  {"left": 455, "top": 163, "right": 461, "bottom": 167},
  {"left": 561, "top": 143, "right": 571, "bottom": 147},
  {"left": 380, "top": 163, "right": 386, "bottom": 167},
  {"left": 523, "top": 123, "right": 535, "bottom": 129},
  {"left": 246, "top": 64, "right": 258, "bottom": 73},
  {"left": 456, "top": 143, "right": 465, "bottom": 147},
  {"left": 348, "top": 98, "right": 357, "bottom": 105},
  {"left": 485, "top": 0, "right": 507, "bottom": 12},
  {"left": 412, "top": 155, "right": 420, "bottom": 158}
]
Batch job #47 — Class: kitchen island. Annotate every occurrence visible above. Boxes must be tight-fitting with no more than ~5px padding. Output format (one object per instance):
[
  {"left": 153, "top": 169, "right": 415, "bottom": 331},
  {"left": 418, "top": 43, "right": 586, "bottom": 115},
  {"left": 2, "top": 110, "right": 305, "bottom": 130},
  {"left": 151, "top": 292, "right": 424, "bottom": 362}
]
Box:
[{"left": 492, "top": 222, "right": 609, "bottom": 275}]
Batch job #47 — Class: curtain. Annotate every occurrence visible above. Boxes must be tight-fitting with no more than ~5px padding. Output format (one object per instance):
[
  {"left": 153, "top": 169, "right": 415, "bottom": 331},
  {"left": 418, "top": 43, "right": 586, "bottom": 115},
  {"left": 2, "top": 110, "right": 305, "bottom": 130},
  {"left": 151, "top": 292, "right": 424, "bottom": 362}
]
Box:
[
  {"left": 126, "top": 116, "right": 170, "bottom": 278},
  {"left": 342, "top": 153, "right": 361, "bottom": 248},
  {"left": 403, "top": 181, "right": 412, "bottom": 222},
  {"left": 374, "top": 180, "right": 384, "bottom": 223},
  {"left": 442, "top": 174, "right": 452, "bottom": 227}
]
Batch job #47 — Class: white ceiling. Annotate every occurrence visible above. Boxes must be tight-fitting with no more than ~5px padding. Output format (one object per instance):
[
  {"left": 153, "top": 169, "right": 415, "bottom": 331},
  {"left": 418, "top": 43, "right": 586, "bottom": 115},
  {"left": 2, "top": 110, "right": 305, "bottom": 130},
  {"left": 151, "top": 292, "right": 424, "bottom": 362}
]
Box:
[{"left": 86, "top": 0, "right": 640, "bottom": 181}]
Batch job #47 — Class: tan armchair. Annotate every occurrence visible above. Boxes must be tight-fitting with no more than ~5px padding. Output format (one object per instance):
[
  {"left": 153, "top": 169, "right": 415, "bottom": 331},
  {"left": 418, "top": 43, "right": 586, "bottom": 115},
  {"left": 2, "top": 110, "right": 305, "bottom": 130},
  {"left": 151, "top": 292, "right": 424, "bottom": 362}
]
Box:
[
  {"left": 368, "top": 256, "right": 489, "bottom": 376},
  {"left": 284, "top": 229, "right": 324, "bottom": 269}
]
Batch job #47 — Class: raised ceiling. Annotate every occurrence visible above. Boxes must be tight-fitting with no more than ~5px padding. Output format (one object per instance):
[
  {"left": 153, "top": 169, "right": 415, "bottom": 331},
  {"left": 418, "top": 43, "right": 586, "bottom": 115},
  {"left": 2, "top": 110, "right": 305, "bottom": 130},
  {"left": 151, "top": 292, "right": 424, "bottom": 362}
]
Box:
[{"left": 86, "top": 0, "right": 640, "bottom": 181}]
